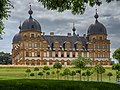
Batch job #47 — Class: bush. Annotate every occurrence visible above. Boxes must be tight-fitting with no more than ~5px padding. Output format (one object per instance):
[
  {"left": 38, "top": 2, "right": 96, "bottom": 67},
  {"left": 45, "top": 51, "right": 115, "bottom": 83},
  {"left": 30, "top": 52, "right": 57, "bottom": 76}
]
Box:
[{"left": 30, "top": 73, "right": 34, "bottom": 77}]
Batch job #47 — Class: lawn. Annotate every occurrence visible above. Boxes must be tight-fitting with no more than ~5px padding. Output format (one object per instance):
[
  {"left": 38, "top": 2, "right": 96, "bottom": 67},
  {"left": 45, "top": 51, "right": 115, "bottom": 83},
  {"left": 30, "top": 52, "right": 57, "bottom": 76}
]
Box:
[
  {"left": 0, "top": 65, "right": 117, "bottom": 83},
  {"left": 0, "top": 79, "right": 120, "bottom": 90}
]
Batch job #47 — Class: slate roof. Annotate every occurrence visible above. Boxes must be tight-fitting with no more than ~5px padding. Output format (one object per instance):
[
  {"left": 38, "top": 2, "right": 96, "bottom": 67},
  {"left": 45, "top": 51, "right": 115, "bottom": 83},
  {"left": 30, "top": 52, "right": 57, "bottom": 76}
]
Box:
[
  {"left": 21, "top": 18, "right": 41, "bottom": 32},
  {"left": 42, "top": 35, "right": 87, "bottom": 48},
  {"left": 87, "top": 20, "right": 107, "bottom": 35},
  {"left": 12, "top": 33, "right": 21, "bottom": 43}
]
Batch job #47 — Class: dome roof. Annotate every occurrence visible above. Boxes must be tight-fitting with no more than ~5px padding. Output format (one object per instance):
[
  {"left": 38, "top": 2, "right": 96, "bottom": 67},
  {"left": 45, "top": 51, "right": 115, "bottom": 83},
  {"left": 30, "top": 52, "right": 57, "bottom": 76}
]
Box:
[
  {"left": 21, "top": 18, "right": 41, "bottom": 32},
  {"left": 87, "top": 20, "right": 107, "bottom": 35},
  {"left": 87, "top": 9, "right": 107, "bottom": 35},
  {"left": 20, "top": 5, "right": 41, "bottom": 32},
  {"left": 13, "top": 33, "right": 21, "bottom": 43}
]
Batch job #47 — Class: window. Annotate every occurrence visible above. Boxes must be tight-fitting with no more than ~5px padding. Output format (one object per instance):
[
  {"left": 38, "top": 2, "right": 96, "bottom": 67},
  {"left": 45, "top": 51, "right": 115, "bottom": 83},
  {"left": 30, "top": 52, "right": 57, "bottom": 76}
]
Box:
[
  {"left": 32, "top": 25, "right": 34, "bottom": 28},
  {"left": 95, "top": 53, "right": 98, "bottom": 58},
  {"left": 99, "top": 37, "right": 102, "bottom": 40},
  {"left": 61, "top": 54, "right": 64, "bottom": 57},
  {"left": 32, "top": 52, "right": 34, "bottom": 57},
  {"left": 26, "top": 52, "right": 29, "bottom": 57},
  {"left": 37, "top": 43, "right": 40, "bottom": 48},
  {"left": 55, "top": 54, "right": 58, "bottom": 57},
  {"left": 43, "top": 44, "right": 47, "bottom": 48},
  {"left": 49, "top": 52, "right": 52, "bottom": 57},
  {"left": 37, "top": 52, "right": 40, "bottom": 57},
  {"left": 73, "top": 54, "right": 75, "bottom": 57},
  {"left": 95, "top": 44, "right": 98, "bottom": 49},
  {"left": 31, "top": 34, "right": 34, "bottom": 38},
  {"left": 67, "top": 54, "right": 69, "bottom": 57},
  {"left": 100, "top": 54, "right": 103, "bottom": 58},
  {"left": 32, "top": 43, "right": 34, "bottom": 48}
]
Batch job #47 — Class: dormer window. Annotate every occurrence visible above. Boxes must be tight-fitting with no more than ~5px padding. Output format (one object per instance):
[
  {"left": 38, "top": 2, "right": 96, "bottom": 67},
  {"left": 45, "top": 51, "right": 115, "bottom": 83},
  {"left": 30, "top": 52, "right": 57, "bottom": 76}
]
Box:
[
  {"left": 31, "top": 34, "right": 34, "bottom": 38},
  {"left": 32, "top": 25, "right": 34, "bottom": 28}
]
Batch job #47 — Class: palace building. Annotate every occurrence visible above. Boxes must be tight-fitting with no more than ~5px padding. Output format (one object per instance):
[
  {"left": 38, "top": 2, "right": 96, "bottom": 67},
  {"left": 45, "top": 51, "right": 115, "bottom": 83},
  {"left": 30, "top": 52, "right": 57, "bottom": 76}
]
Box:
[{"left": 12, "top": 5, "right": 110, "bottom": 66}]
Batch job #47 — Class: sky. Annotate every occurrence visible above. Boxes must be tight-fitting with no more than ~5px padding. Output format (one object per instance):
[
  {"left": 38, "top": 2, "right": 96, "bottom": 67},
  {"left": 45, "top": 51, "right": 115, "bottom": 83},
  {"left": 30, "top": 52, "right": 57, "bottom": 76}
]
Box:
[{"left": 0, "top": 0, "right": 120, "bottom": 62}]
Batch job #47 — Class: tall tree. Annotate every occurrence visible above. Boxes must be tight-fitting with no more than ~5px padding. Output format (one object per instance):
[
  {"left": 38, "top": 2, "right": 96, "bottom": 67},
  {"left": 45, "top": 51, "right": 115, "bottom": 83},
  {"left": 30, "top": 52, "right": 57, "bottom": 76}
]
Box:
[
  {"left": 94, "top": 64, "right": 105, "bottom": 82},
  {"left": 38, "top": 0, "right": 119, "bottom": 15},
  {"left": 70, "top": 70, "right": 76, "bottom": 80},
  {"left": 113, "top": 48, "right": 120, "bottom": 63},
  {"left": 34, "top": 67, "right": 39, "bottom": 78},
  {"left": 25, "top": 69, "right": 31, "bottom": 78},
  {"left": 0, "top": 52, "right": 12, "bottom": 64},
  {"left": 107, "top": 72, "right": 113, "bottom": 82},
  {"left": 71, "top": 55, "right": 91, "bottom": 81},
  {"left": 63, "top": 68, "right": 70, "bottom": 80},
  {"left": 53, "top": 62, "right": 62, "bottom": 80},
  {"left": 112, "top": 63, "right": 120, "bottom": 81},
  {"left": 0, "top": 0, "right": 13, "bottom": 36}
]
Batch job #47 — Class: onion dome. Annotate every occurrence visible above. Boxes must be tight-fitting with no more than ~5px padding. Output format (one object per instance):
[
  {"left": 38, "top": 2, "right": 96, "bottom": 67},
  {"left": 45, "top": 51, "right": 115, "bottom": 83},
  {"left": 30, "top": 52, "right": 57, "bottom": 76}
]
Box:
[
  {"left": 21, "top": 5, "right": 41, "bottom": 32},
  {"left": 87, "top": 9, "right": 107, "bottom": 35},
  {"left": 12, "top": 33, "right": 21, "bottom": 43}
]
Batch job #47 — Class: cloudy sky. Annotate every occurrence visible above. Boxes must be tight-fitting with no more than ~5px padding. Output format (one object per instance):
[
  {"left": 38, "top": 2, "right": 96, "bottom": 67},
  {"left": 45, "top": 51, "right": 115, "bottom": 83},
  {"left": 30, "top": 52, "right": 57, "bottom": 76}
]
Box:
[{"left": 0, "top": 0, "right": 120, "bottom": 61}]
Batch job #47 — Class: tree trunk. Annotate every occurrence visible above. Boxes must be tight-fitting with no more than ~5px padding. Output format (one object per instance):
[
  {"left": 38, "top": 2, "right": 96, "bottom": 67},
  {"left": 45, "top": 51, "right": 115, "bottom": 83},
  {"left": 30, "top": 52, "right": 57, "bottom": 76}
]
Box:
[
  {"left": 87, "top": 76, "right": 89, "bottom": 81},
  {"left": 101, "top": 74, "right": 102, "bottom": 82},
  {"left": 80, "top": 68, "right": 81, "bottom": 81},
  {"left": 109, "top": 76, "right": 111, "bottom": 82},
  {"left": 72, "top": 76, "right": 73, "bottom": 80},
  {"left": 97, "top": 73, "right": 99, "bottom": 81}
]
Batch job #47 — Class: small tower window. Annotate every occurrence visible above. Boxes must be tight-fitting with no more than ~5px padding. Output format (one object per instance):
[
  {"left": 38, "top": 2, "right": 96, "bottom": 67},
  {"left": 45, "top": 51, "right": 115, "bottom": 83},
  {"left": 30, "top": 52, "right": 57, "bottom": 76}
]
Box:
[{"left": 32, "top": 25, "right": 34, "bottom": 28}]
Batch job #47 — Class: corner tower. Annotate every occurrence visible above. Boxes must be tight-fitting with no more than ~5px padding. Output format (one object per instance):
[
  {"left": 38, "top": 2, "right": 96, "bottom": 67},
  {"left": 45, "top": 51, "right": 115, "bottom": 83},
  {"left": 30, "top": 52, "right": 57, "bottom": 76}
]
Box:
[{"left": 87, "top": 9, "right": 110, "bottom": 65}]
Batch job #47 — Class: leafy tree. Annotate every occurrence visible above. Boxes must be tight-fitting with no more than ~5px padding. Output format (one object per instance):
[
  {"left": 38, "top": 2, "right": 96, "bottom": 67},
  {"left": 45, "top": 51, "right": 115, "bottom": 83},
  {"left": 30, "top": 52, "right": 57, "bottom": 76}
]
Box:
[
  {"left": 85, "top": 69, "right": 91, "bottom": 81},
  {"left": 63, "top": 68, "right": 70, "bottom": 80},
  {"left": 53, "top": 62, "right": 62, "bottom": 79},
  {"left": 38, "top": 72, "right": 44, "bottom": 79},
  {"left": 72, "top": 55, "right": 91, "bottom": 81},
  {"left": 113, "top": 48, "right": 120, "bottom": 63},
  {"left": 34, "top": 67, "right": 39, "bottom": 78},
  {"left": 38, "top": 0, "right": 119, "bottom": 15},
  {"left": 94, "top": 64, "right": 105, "bottom": 82},
  {"left": 46, "top": 71, "right": 50, "bottom": 79},
  {"left": 25, "top": 69, "right": 31, "bottom": 77},
  {"left": 0, "top": 0, "right": 13, "bottom": 36},
  {"left": 51, "top": 71, "right": 55, "bottom": 79},
  {"left": 107, "top": 72, "right": 113, "bottom": 82},
  {"left": 43, "top": 66, "right": 50, "bottom": 79},
  {"left": 0, "top": 52, "right": 12, "bottom": 64},
  {"left": 70, "top": 71, "right": 76, "bottom": 80},
  {"left": 112, "top": 64, "right": 120, "bottom": 81},
  {"left": 82, "top": 72, "right": 86, "bottom": 81},
  {"left": 30, "top": 73, "right": 34, "bottom": 77}
]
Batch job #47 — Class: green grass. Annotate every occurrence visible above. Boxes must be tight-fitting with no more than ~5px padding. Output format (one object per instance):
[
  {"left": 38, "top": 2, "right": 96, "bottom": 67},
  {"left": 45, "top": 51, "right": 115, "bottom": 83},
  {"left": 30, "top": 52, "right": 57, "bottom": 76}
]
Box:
[
  {"left": 0, "top": 79, "right": 120, "bottom": 90},
  {"left": 0, "top": 66, "right": 117, "bottom": 83}
]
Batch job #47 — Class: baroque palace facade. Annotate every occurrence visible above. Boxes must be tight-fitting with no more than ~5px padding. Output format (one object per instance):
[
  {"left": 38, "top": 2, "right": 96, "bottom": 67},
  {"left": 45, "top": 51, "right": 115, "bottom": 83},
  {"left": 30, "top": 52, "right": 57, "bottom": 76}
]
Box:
[{"left": 12, "top": 5, "right": 110, "bottom": 66}]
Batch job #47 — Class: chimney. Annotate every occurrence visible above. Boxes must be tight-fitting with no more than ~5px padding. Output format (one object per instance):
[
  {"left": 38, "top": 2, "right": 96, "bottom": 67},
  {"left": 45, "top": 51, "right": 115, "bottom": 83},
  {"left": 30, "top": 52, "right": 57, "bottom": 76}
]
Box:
[
  {"left": 50, "top": 32, "right": 54, "bottom": 36},
  {"left": 67, "top": 33, "right": 71, "bottom": 37}
]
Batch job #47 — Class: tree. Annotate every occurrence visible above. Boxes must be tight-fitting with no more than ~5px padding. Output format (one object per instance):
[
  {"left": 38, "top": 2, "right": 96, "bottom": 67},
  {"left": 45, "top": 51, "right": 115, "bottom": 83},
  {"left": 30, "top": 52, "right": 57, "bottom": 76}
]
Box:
[
  {"left": 30, "top": 73, "right": 34, "bottom": 77},
  {"left": 34, "top": 67, "right": 39, "bottom": 78},
  {"left": 38, "top": 72, "right": 44, "bottom": 79},
  {"left": 63, "top": 68, "right": 70, "bottom": 80},
  {"left": 113, "top": 48, "right": 120, "bottom": 63},
  {"left": 25, "top": 69, "right": 31, "bottom": 78},
  {"left": 94, "top": 64, "right": 105, "bottom": 82},
  {"left": 43, "top": 66, "right": 50, "bottom": 79},
  {"left": 70, "top": 71, "right": 76, "bottom": 80},
  {"left": 112, "top": 64, "right": 120, "bottom": 81},
  {"left": 71, "top": 55, "right": 90, "bottom": 81},
  {"left": 38, "top": 0, "right": 119, "bottom": 15},
  {"left": 53, "top": 62, "right": 62, "bottom": 80},
  {"left": 0, "top": 52, "right": 12, "bottom": 64},
  {"left": 85, "top": 69, "right": 91, "bottom": 81},
  {"left": 82, "top": 72, "right": 86, "bottom": 81},
  {"left": 46, "top": 71, "right": 50, "bottom": 79},
  {"left": 0, "top": 0, "right": 13, "bottom": 35},
  {"left": 107, "top": 72, "right": 113, "bottom": 82}
]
